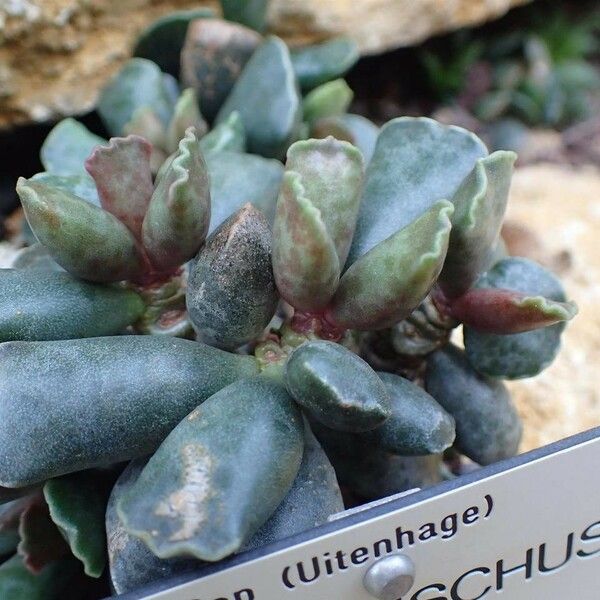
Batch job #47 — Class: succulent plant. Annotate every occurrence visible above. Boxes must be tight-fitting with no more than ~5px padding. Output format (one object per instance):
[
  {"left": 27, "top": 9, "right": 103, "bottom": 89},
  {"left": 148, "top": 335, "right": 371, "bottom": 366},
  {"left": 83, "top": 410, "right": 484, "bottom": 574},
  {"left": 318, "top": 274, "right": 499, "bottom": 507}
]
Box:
[{"left": 0, "top": 2, "right": 578, "bottom": 598}]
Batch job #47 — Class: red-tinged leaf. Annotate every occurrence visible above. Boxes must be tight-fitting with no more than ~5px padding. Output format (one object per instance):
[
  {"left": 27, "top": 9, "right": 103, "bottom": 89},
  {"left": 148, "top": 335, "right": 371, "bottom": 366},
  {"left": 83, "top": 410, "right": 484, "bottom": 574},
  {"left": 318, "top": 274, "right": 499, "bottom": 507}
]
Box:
[
  {"left": 17, "top": 495, "right": 69, "bottom": 574},
  {"left": 445, "top": 287, "right": 578, "bottom": 334},
  {"left": 85, "top": 135, "right": 154, "bottom": 239}
]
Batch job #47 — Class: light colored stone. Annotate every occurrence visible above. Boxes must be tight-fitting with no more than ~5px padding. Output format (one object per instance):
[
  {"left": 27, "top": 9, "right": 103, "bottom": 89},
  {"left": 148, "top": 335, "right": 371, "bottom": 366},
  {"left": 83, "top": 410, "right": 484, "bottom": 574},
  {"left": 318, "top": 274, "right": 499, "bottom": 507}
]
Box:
[
  {"left": 504, "top": 164, "right": 600, "bottom": 452},
  {"left": 0, "top": 0, "right": 530, "bottom": 129}
]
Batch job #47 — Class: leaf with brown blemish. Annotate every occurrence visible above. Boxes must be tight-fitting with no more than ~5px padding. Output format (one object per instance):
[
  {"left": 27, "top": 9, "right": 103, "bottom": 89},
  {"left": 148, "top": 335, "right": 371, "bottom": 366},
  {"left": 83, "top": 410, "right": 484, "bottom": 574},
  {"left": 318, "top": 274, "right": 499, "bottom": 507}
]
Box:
[{"left": 85, "top": 136, "right": 155, "bottom": 240}]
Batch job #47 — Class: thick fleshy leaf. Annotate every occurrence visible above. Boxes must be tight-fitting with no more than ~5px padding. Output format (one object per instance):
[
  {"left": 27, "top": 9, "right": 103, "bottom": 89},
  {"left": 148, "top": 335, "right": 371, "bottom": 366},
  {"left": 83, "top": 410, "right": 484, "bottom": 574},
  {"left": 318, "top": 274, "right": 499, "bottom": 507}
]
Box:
[
  {"left": 97, "top": 59, "right": 177, "bottom": 136},
  {"left": 199, "top": 111, "right": 246, "bottom": 154},
  {"left": 166, "top": 88, "right": 208, "bottom": 154},
  {"left": 0, "top": 336, "right": 258, "bottom": 487},
  {"left": 220, "top": 0, "right": 270, "bottom": 32},
  {"left": 272, "top": 172, "right": 340, "bottom": 311},
  {"left": 439, "top": 151, "right": 517, "bottom": 298},
  {"left": 463, "top": 258, "right": 572, "bottom": 379},
  {"left": 30, "top": 172, "right": 99, "bottom": 206},
  {"left": 118, "top": 377, "right": 304, "bottom": 561},
  {"left": 142, "top": 128, "right": 211, "bottom": 272},
  {"left": 285, "top": 137, "right": 364, "bottom": 265},
  {"left": 426, "top": 345, "right": 522, "bottom": 465},
  {"left": 11, "top": 244, "right": 63, "bottom": 272},
  {"left": 311, "top": 113, "right": 379, "bottom": 163},
  {"left": 0, "top": 498, "right": 31, "bottom": 556},
  {"left": 44, "top": 472, "right": 111, "bottom": 577},
  {"left": 0, "top": 554, "right": 78, "bottom": 600},
  {"left": 0, "top": 269, "right": 144, "bottom": 342},
  {"left": 180, "top": 18, "right": 262, "bottom": 122},
  {"left": 187, "top": 205, "right": 278, "bottom": 350},
  {"left": 216, "top": 36, "right": 301, "bottom": 158},
  {"left": 40, "top": 119, "right": 106, "bottom": 176},
  {"left": 106, "top": 459, "right": 200, "bottom": 595},
  {"left": 85, "top": 135, "right": 154, "bottom": 239},
  {"left": 16, "top": 179, "right": 144, "bottom": 283},
  {"left": 347, "top": 117, "right": 488, "bottom": 266},
  {"left": 302, "top": 79, "right": 353, "bottom": 124},
  {"left": 445, "top": 287, "right": 577, "bottom": 334},
  {"left": 291, "top": 37, "right": 360, "bottom": 91},
  {"left": 206, "top": 150, "right": 282, "bottom": 231},
  {"left": 285, "top": 340, "right": 391, "bottom": 432},
  {"left": 243, "top": 424, "right": 343, "bottom": 550},
  {"left": 17, "top": 496, "right": 69, "bottom": 573},
  {"left": 329, "top": 201, "right": 454, "bottom": 330},
  {"left": 133, "top": 9, "right": 215, "bottom": 76}
]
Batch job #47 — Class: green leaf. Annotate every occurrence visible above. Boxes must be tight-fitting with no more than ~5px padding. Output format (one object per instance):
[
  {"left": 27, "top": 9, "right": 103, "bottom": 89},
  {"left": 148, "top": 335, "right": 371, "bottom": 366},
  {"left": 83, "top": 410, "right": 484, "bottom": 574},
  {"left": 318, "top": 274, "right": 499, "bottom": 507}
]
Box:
[
  {"left": 426, "top": 345, "right": 522, "bottom": 465},
  {"left": 10, "top": 244, "right": 63, "bottom": 273},
  {"left": 291, "top": 37, "right": 360, "bottom": 91},
  {"left": 463, "top": 257, "right": 572, "bottom": 379},
  {"left": 142, "top": 128, "right": 211, "bottom": 272},
  {"left": 199, "top": 111, "right": 246, "bottom": 154},
  {"left": 44, "top": 472, "right": 111, "bottom": 577},
  {"left": 347, "top": 117, "right": 488, "bottom": 266},
  {"left": 30, "top": 172, "right": 99, "bottom": 206},
  {"left": 285, "top": 340, "right": 391, "bottom": 432},
  {"left": 220, "top": 0, "right": 270, "bottom": 32},
  {"left": 187, "top": 205, "right": 278, "bottom": 350},
  {"left": 0, "top": 336, "right": 258, "bottom": 487},
  {"left": 133, "top": 9, "right": 215, "bottom": 76},
  {"left": 0, "top": 269, "right": 144, "bottom": 342},
  {"left": 181, "top": 18, "right": 262, "bottom": 122},
  {"left": 329, "top": 201, "right": 454, "bottom": 330},
  {"left": 40, "top": 119, "right": 106, "bottom": 177},
  {"left": 97, "top": 59, "right": 177, "bottom": 136},
  {"left": 285, "top": 137, "right": 364, "bottom": 266},
  {"left": 272, "top": 172, "right": 340, "bottom": 311},
  {"left": 302, "top": 79, "right": 354, "bottom": 124},
  {"left": 84, "top": 135, "right": 154, "bottom": 240},
  {"left": 118, "top": 377, "right": 303, "bottom": 561},
  {"left": 439, "top": 151, "right": 517, "bottom": 298},
  {"left": 16, "top": 179, "right": 144, "bottom": 283},
  {"left": 166, "top": 88, "right": 208, "bottom": 154},
  {"left": 216, "top": 36, "right": 301, "bottom": 158}
]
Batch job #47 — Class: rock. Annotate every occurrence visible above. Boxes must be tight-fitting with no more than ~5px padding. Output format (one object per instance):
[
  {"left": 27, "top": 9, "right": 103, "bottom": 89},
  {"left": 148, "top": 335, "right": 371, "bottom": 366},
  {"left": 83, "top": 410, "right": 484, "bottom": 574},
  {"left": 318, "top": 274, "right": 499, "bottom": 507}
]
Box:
[{"left": 0, "top": 0, "right": 530, "bottom": 129}]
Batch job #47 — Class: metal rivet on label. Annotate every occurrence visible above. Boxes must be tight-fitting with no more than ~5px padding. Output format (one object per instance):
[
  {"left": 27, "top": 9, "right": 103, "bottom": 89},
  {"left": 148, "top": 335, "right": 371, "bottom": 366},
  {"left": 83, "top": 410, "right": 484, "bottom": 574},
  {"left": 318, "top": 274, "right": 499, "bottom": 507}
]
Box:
[{"left": 363, "top": 554, "right": 415, "bottom": 600}]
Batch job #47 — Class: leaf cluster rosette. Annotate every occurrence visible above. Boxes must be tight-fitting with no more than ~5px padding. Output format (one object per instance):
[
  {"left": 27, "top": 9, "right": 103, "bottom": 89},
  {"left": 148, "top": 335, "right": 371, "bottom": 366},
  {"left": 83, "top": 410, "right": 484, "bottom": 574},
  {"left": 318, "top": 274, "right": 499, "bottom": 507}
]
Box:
[{"left": 0, "top": 2, "right": 578, "bottom": 597}]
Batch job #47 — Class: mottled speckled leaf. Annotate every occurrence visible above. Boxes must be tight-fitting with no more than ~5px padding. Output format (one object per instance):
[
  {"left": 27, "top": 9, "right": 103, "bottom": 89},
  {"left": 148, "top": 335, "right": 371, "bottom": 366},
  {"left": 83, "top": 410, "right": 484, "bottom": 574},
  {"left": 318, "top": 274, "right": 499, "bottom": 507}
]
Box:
[
  {"left": 206, "top": 150, "right": 282, "bottom": 232},
  {"left": 329, "top": 201, "right": 454, "bottom": 330},
  {"left": 291, "top": 37, "right": 359, "bottom": 91},
  {"left": 44, "top": 472, "right": 112, "bottom": 577},
  {"left": 0, "top": 336, "right": 258, "bottom": 487},
  {"left": 463, "top": 258, "right": 572, "bottom": 379},
  {"left": 85, "top": 136, "right": 154, "bottom": 239},
  {"left": 439, "top": 151, "right": 517, "bottom": 298},
  {"left": 311, "top": 113, "right": 379, "bottom": 163},
  {"left": 272, "top": 172, "right": 340, "bottom": 311},
  {"left": 285, "top": 340, "right": 391, "bottom": 432},
  {"left": 16, "top": 179, "right": 144, "bottom": 283},
  {"left": 142, "top": 128, "right": 210, "bottom": 272},
  {"left": 285, "top": 137, "right": 364, "bottom": 266},
  {"left": 220, "top": 0, "right": 270, "bottom": 32},
  {"left": 426, "top": 345, "right": 522, "bottom": 465},
  {"left": 187, "top": 205, "right": 278, "bottom": 350},
  {"left": 243, "top": 424, "right": 343, "bottom": 550},
  {"left": 302, "top": 79, "right": 353, "bottom": 124},
  {"left": 0, "top": 554, "right": 78, "bottom": 600},
  {"left": 0, "top": 269, "right": 144, "bottom": 342},
  {"left": 199, "top": 111, "right": 246, "bottom": 154},
  {"left": 166, "top": 89, "right": 208, "bottom": 154},
  {"left": 347, "top": 117, "right": 488, "bottom": 266},
  {"left": 97, "top": 59, "right": 177, "bottom": 137},
  {"left": 118, "top": 377, "right": 303, "bottom": 561},
  {"left": 181, "top": 19, "right": 262, "bottom": 122},
  {"left": 30, "top": 172, "right": 99, "bottom": 206},
  {"left": 216, "top": 36, "right": 301, "bottom": 158},
  {"left": 40, "top": 119, "right": 106, "bottom": 177},
  {"left": 133, "top": 9, "right": 215, "bottom": 76}
]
